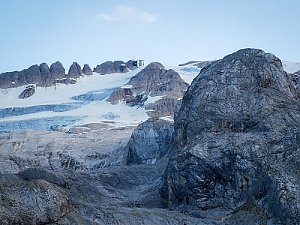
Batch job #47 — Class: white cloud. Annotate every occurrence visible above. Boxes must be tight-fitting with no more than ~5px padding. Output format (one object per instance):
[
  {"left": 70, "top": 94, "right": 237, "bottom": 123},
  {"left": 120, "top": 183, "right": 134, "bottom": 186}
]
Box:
[{"left": 99, "top": 5, "right": 157, "bottom": 23}]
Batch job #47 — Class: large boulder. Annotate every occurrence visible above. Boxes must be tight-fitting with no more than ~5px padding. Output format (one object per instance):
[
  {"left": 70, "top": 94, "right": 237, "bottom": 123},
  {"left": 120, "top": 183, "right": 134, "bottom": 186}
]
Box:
[
  {"left": 0, "top": 173, "right": 70, "bottom": 224},
  {"left": 82, "top": 64, "right": 93, "bottom": 75},
  {"left": 123, "top": 118, "right": 174, "bottom": 165},
  {"left": 162, "top": 49, "right": 300, "bottom": 225},
  {"left": 19, "top": 85, "right": 35, "bottom": 99},
  {"left": 67, "top": 62, "right": 82, "bottom": 78}
]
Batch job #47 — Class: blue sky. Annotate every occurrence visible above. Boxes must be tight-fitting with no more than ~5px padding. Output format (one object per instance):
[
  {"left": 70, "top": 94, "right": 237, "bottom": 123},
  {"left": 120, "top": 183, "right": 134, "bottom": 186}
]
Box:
[{"left": 0, "top": 0, "right": 299, "bottom": 72}]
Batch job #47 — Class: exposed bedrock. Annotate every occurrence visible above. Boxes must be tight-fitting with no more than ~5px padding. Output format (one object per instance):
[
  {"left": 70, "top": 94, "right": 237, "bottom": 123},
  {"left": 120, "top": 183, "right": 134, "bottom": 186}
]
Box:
[{"left": 162, "top": 48, "right": 300, "bottom": 225}]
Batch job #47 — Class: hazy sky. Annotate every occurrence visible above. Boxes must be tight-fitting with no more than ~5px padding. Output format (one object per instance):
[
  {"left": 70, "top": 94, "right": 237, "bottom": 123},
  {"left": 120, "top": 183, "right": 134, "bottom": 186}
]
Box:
[{"left": 0, "top": 0, "right": 299, "bottom": 72}]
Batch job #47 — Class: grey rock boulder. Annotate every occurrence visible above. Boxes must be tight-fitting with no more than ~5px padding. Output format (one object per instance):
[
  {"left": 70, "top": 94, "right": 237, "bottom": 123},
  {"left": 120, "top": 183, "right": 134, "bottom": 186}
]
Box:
[
  {"left": 67, "top": 62, "right": 82, "bottom": 79},
  {"left": 18, "top": 85, "right": 35, "bottom": 99},
  {"left": 123, "top": 118, "right": 174, "bottom": 165},
  {"left": 82, "top": 64, "right": 93, "bottom": 75},
  {"left": 162, "top": 48, "right": 300, "bottom": 225}
]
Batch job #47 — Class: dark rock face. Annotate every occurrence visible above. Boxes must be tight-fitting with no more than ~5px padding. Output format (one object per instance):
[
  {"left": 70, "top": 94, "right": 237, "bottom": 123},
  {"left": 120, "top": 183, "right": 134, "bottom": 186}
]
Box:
[
  {"left": 22, "top": 65, "right": 42, "bottom": 84},
  {"left": 126, "top": 60, "right": 137, "bottom": 70},
  {"left": 124, "top": 118, "right": 174, "bottom": 165},
  {"left": 39, "top": 63, "right": 51, "bottom": 86},
  {"left": 67, "top": 62, "right": 82, "bottom": 78},
  {"left": 162, "top": 49, "right": 300, "bottom": 224},
  {"left": 19, "top": 85, "right": 35, "bottom": 99},
  {"left": 0, "top": 71, "right": 22, "bottom": 88},
  {"left": 108, "top": 88, "right": 134, "bottom": 105},
  {"left": 82, "top": 64, "right": 93, "bottom": 75},
  {"left": 0, "top": 173, "right": 70, "bottom": 224},
  {"left": 94, "top": 61, "right": 129, "bottom": 75},
  {"left": 0, "top": 65, "right": 42, "bottom": 88},
  {"left": 50, "top": 61, "right": 65, "bottom": 79}
]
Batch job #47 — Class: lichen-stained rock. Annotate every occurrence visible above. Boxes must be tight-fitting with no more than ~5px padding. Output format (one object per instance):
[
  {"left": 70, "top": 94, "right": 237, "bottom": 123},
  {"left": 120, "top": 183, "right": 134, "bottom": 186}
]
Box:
[
  {"left": 123, "top": 118, "right": 174, "bottom": 165},
  {"left": 162, "top": 49, "right": 300, "bottom": 225},
  {"left": 0, "top": 173, "right": 70, "bottom": 225}
]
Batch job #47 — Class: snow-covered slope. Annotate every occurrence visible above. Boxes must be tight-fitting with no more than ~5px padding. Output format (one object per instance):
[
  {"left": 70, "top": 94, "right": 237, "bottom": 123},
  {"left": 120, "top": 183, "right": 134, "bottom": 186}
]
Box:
[
  {"left": 0, "top": 68, "right": 148, "bottom": 131},
  {"left": 0, "top": 65, "right": 199, "bottom": 132},
  {"left": 282, "top": 61, "right": 300, "bottom": 73}
]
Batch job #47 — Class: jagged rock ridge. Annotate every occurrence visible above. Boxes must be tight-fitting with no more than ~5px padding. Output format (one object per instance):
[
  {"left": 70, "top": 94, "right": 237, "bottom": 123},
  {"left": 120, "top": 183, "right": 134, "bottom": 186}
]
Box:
[{"left": 162, "top": 48, "right": 300, "bottom": 225}]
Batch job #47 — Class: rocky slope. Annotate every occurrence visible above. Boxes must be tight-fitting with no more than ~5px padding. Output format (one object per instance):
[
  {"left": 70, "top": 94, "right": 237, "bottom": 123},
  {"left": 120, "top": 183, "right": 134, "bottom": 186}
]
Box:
[
  {"left": 107, "top": 62, "right": 189, "bottom": 118},
  {"left": 0, "top": 48, "right": 299, "bottom": 225},
  {"left": 162, "top": 48, "right": 300, "bottom": 224}
]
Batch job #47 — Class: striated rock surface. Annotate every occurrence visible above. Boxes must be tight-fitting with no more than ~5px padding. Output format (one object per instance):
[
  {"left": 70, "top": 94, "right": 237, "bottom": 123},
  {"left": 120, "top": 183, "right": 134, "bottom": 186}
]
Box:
[
  {"left": 82, "top": 64, "right": 93, "bottom": 75},
  {"left": 0, "top": 173, "right": 70, "bottom": 224},
  {"left": 162, "top": 49, "right": 300, "bottom": 225},
  {"left": 123, "top": 118, "right": 174, "bottom": 165},
  {"left": 67, "top": 62, "right": 82, "bottom": 79}
]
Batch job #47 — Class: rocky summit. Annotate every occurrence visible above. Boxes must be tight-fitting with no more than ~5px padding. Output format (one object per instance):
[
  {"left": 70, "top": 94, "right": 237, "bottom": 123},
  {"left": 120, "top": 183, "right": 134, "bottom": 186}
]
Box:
[
  {"left": 0, "top": 48, "right": 299, "bottom": 225},
  {"left": 107, "top": 62, "right": 189, "bottom": 117},
  {"left": 162, "top": 48, "right": 300, "bottom": 224}
]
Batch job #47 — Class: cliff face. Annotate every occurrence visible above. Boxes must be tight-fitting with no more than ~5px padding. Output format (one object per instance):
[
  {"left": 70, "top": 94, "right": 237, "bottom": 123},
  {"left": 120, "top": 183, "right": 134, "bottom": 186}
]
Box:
[{"left": 162, "top": 49, "right": 300, "bottom": 224}]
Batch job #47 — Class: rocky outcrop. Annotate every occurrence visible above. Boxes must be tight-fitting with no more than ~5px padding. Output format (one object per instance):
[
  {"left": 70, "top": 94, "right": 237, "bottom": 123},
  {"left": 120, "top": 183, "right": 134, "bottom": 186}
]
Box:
[
  {"left": 19, "top": 85, "right": 35, "bottom": 99},
  {"left": 107, "top": 62, "right": 189, "bottom": 118},
  {"left": 20, "top": 64, "right": 42, "bottom": 84},
  {"left": 162, "top": 49, "right": 300, "bottom": 224},
  {"left": 50, "top": 61, "right": 65, "bottom": 79},
  {"left": 123, "top": 118, "right": 174, "bottom": 165},
  {"left": 39, "top": 63, "right": 52, "bottom": 86},
  {"left": 67, "top": 62, "right": 82, "bottom": 78},
  {"left": 82, "top": 64, "right": 93, "bottom": 75},
  {"left": 94, "top": 61, "right": 129, "bottom": 74},
  {"left": 0, "top": 172, "right": 70, "bottom": 224},
  {"left": 108, "top": 88, "right": 134, "bottom": 105}
]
